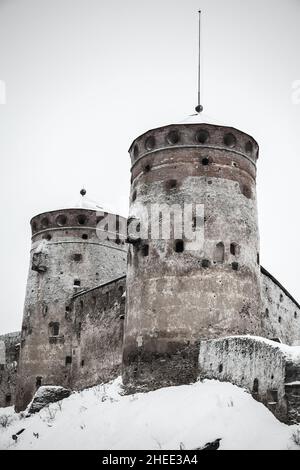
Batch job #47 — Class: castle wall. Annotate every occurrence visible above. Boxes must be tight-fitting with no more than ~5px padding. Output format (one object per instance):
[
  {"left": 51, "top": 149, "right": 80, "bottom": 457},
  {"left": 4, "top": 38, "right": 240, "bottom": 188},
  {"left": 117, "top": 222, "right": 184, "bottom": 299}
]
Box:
[
  {"left": 199, "top": 336, "right": 300, "bottom": 424},
  {"left": 70, "top": 276, "right": 126, "bottom": 390},
  {"left": 123, "top": 123, "right": 262, "bottom": 391},
  {"left": 260, "top": 267, "right": 300, "bottom": 346},
  {"left": 0, "top": 332, "right": 20, "bottom": 408},
  {"left": 16, "top": 208, "right": 127, "bottom": 412}
]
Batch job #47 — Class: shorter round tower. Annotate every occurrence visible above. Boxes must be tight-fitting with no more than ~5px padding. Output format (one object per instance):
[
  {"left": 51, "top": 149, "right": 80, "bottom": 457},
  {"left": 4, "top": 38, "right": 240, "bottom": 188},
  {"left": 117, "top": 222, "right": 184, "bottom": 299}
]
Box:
[
  {"left": 16, "top": 194, "right": 127, "bottom": 411},
  {"left": 123, "top": 118, "right": 262, "bottom": 390}
]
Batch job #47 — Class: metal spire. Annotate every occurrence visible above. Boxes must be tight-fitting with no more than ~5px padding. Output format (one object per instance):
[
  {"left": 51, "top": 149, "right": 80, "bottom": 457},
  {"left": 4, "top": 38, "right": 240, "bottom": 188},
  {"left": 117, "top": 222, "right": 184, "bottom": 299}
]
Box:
[{"left": 195, "top": 10, "right": 203, "bottom": 113}]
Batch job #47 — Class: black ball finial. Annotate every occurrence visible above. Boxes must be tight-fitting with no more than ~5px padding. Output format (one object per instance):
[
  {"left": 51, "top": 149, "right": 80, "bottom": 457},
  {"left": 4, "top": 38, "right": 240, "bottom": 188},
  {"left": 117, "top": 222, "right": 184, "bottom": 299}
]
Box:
[
  {"left": 195, "top": 104, "right": 203, "bottom": 113},
  {"left": 80, "top": 188, "right": 86, "bottom": 197}
]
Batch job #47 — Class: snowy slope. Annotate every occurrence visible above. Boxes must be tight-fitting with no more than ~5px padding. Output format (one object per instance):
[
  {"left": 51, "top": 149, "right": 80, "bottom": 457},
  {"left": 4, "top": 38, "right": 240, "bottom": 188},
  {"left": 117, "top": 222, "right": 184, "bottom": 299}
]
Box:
[{"left": 0, "top": 378, "right": 299, "bottom": 450}]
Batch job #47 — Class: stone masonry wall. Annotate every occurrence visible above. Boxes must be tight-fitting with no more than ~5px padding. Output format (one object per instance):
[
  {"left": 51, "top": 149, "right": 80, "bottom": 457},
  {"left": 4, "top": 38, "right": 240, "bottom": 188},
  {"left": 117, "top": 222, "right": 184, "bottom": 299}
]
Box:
[
  {"left": 0, "top": 332, "right": 20, "bottom": 408},
  {"left": 199, "top": 336, "right": 300, "bottom": 424},
  {"left": 261, "top": 267, "right": 300, "bottom": 346},
  {"left": 70, "top": 276, "right": 126, "bottom": 390}
]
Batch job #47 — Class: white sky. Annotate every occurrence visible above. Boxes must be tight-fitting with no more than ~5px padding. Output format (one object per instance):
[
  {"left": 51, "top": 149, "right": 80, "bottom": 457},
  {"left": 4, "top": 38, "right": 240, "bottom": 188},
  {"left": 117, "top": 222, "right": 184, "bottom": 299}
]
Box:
[{"left": 0, "top": 0, "right": 299, "bottom": 334}]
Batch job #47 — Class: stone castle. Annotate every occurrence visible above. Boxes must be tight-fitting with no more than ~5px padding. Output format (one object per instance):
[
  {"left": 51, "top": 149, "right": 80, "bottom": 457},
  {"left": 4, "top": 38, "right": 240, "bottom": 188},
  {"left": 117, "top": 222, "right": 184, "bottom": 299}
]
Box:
[{"left": 1, "top": 115, "right": 300, "bottom": 425}]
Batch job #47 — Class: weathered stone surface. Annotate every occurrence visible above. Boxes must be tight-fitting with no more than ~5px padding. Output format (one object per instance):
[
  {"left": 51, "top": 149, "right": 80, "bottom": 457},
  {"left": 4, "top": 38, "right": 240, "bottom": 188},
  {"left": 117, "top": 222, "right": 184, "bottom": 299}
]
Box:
[
  {"left": 0, "top": 332, "right": 20, "bottom": 408},
  {"left": 261, "top": 267, "right": 300, "bottom": 346},
  {"left": 28, "top": 386, "right": 71, "bottom": 414},
  {"left": 123, "top": 123, "right": 262, "bottom": 390},
  {"left": 15, "top": 208, "right": 127, "bottom": 412},
  {"left": 199, "top": 336, "right": 300, "bottom": 424}
]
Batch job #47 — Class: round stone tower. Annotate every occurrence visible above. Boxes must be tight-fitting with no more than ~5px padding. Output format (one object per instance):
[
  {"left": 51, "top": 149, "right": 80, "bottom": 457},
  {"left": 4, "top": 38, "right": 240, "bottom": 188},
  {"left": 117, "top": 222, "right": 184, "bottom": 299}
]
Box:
[
  {"left": 16, "top": 193, "right": 127, "bottom": 411},
  {"left": 123, "top": 116, "right": 262, "bottom": 390}
]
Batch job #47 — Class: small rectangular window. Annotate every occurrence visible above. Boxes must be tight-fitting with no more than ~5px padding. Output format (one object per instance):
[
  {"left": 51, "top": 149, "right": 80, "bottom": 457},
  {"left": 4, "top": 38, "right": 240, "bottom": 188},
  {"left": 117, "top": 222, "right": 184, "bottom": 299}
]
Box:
[
  {"left": 74, "top": 279, "right": 81, "bottom": 287},
  {"left": 65, "top": 356, "right": 72, "bottom": 365},
  {"left": 175, "top": 240, "right": 184, "bottom": 253}
]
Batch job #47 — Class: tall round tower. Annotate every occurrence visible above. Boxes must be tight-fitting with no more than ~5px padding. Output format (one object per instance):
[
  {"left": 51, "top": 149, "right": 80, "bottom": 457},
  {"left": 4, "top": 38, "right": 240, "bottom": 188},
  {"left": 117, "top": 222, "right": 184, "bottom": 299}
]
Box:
[
  {"left": 16, "top": 193, "right": 127, "bottom": 411},
  {"left": 123, "top": 116, "right": 262, "bottom": 390}
]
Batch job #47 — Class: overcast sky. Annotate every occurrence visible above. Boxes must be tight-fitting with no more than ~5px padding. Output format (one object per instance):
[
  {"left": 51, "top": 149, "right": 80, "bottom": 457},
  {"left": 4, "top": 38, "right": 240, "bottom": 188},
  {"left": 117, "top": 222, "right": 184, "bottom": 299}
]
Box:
[{"left": 0, "top": 0, "right": 299, "bottom": 334}]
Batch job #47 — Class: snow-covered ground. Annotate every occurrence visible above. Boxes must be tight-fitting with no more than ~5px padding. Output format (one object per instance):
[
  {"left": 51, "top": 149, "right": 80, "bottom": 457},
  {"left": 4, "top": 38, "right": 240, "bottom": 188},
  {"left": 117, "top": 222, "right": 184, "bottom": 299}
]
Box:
[{"left": 0, "top": 378, "right": 299, "bottom": 450}]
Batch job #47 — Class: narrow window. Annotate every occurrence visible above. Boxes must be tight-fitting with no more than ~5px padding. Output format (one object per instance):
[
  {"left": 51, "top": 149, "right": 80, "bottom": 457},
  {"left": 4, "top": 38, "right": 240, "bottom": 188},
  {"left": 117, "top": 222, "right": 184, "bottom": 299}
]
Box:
[
  {"left": 142, "top": 244, "right": 149, "bottom": 257},
  {"left": 5, "top": 394, "right": 11, "bottom": 405},
  {"left": 65, "top": 356, "right": 72, "bottom": 365},
  {"left": 175, "top": 240, "right": 184, "bottom": 253},
  {"left": 36, "top": 376, "right": 42, "bottom": 388},
  {"left": 81, "top": 360, "right": 84, "bottom": 367},
  {"left": 257, "top": 252, "right": 260, "bottom": 265},
  {"left": 232, "top": 262, "right": 239, "bottom": 271},
  {"left": 278, "top": 316, "right": 282, "bottom": 323},
  {"left": 230, "top": 243, "right": 239, "bottom": 256},
  {"left": 218, "top": 364, "right": 223, "bottom": 373},
  {"left": 74, "top": 279, "right": 81, "bottom": 287},
  {"left": 49, "top": 322, "right": 60, "bottom": 336},
  {"left": 253, "top": 378, "right": 259, "bottom": 394},
  {"left": 295, "top": 311, "right": 298, "bottom": 319},
  {"left": 214, "top": 242, "right": 224, "bottom": 263}
]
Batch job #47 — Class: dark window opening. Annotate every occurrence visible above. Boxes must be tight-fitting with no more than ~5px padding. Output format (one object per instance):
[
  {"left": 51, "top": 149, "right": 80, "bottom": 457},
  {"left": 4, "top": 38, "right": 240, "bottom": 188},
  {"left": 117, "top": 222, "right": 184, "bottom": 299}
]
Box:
[
  {"left": 265, "top": 308, "right": 269, "bottom": 318},
  {"left": 5, "top": 394, "right": 11, "bottom": 405},
  {"left": 36, "top": 376, "right": 42, "bottom": 388},
  {"left": 41, "top": 217, "right": 49, "bottom": 229},
  {"left": 81, "top": 360, "right": 84, "bottom": 367},
  {"left": 73, "top": 253, "right": 82, "bottom": 262},
  {"left": 245, "top": 141, "right": 253, "bottom": 154},
  {"left": 56, "top": 214, "right": 67, "bottom": 226},
  {"left": 202, "top": 157, "right": 209, "bottom": 166},
  {"left": 144, "top": 164, "right": 151, "bottom": 173},
  {"left": 167, "top": 130, "right": 179, "bottom": 145},
  {"left": 43, "top": 234, "right": 52, "bottom": 241},
  {"left": 65, "top": 306, "right": 70, "bottom": 312},
  {"left": 295, "top": 311, "right": 298, "bottom": 319},
  {"left": 202, "top": 259, "right": 210, "bottom": 268},
  {"left": 257, "top": 253, "right": 260, "bottom": 265},
  {"left": 65, "top": 356, "right": 72, "bottom": 365},
  {"left": 142, "top": 244, "right": 149, "bottom": 257},
  {"left": 223, "top": 133, "right": 236, "bottom": 148},
  {"left": 49, "top": 322, "right": 60, "bottom": 336},
  {"left": 195, "top": 129, "right": 209, "bottom": 144},
  {"left": 232, "top": 262, "right": 239, "bottom": 271},
  {"left": 82, "top": 234, "right": 88, "bottom": 240},
  {"left": 280, "top": 294, "right": 283, "bottom": 302},
  {"left": 77, "top": 214, "right": 87, "bottom": 225},
  {"left": 230, "top": 243, "right": 238, "bottom": 256},
  {"left": 253, "top": 378, "right": 259, "bottom": 394},
  {"left": 132, "top": 190, "right": 137, "bottom": 202},
  {"left": 166, "top": 179, "right": 177, "bottom": 190},
  {"left": 175, "top": 240, "right": 184, "bottom": 253},
  {"left": 80, "top": 300, "right": 84, "bottom": 310},
  {"left": 278, "top": 316, "right": 282, "bottom": 323},
  {"left": 214, "top": 242, "right": 224, "bottom": 263},
  {"left": 218, "top": 364, "right": 223, "bottom": 373},
  {"left": 145, "top": 136, "right": 155, "bottom": 151},
  {"left": 74, "top": 279, "right": 81, "bottom": 287},
  {"left": 118, "top": 285, "right": 124, "bottom": 295}
]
